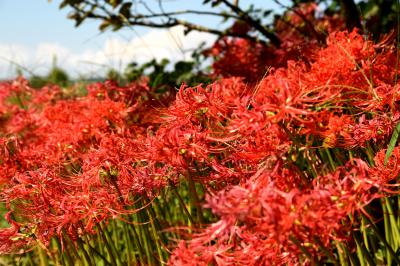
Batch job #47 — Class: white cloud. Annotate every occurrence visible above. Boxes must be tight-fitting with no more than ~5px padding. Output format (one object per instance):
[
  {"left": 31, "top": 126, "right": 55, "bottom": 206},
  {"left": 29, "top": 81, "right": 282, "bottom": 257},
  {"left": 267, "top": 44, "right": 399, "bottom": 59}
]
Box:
[
  {"left": 0, "top": 26, "right": 216, "bottom": 80},
  {"left": 0, "top": 44, "right": 31, "bottom": 77}
]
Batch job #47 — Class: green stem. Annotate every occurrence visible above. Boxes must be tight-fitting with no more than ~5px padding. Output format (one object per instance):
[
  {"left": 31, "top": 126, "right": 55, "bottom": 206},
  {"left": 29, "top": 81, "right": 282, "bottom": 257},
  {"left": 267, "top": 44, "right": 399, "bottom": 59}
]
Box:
[
  {"left": 325, "top": 148, "right": 337, "bottom": 170},
  {"left": 352, "top": 231, "right": 374, "bottom": 266},
  {"left": 187, "top": 171, "right": 205, "bottom": 224},
  {"left": 97, "top": 224, "right": 119, "bottom": 266},
  {"left": 335, "top": 242, "right": 347, "bottom": 266},
  {"left": 169, "top": 180, "right": 196, "bottom": 225},
  {"left": 362, "top": 213, "right": 400, "bottom": 265},
  {"left": 146, "top": 206, "right": 165, "bottom": 264},
  {"left": 129, "top": 223, "right": 146, "bottom": 265},
  {"left": 37, "top": 246, "right": 49, "bottom": 266},
  {"left": 361, "top": 216, "right": 370, "bottom": 252},
  {"left": 64, "top": 232, "right": 84, "bottom": 265},
  {"left": 313, "top": 236, "right": 339, "bottom": 266},
  {"left": 77, "top": 238, "right": 93, "bottom": 266},
  {"left": 136, "top": 203, "right": 156, "bottom": 266},
  {"left": 341, "top": 242, "right": 359, "bottom": 266},
  {"left": 289, "top": 235, "right": 317, "bottom": 264},
  {"left": 364, "top": 143, "right": 375, "bottom": 166},
  {"left": 83, "top": 236, "right": 112, "bottom": 266},
  {"left": 122, "top": 223, "right": 136, "bottom": 266},
  {"left": 382, "top": 197, "right": 400, "bottom": 253}
]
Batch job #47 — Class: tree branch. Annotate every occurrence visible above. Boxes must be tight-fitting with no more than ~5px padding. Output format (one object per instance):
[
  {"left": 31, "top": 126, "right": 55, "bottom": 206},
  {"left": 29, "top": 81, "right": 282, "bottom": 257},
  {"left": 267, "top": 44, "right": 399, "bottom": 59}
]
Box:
[
  {"left": 273, "top": 0, "right": 326, "bottom": 43},
  {"left": 338, "top": 0, "right": 361, "bottom": 30},
  {"left": 129, "top": 10, "right": 241, "bottom": 20},
  {"left": 62, "top": 0, "right": 275, "bottom": 46},
  {"left": 218, "top": 0, "right": 281, "bottom": 47},
  {"left": 83, "top": 10, "right": 268, "bottom": 45}
]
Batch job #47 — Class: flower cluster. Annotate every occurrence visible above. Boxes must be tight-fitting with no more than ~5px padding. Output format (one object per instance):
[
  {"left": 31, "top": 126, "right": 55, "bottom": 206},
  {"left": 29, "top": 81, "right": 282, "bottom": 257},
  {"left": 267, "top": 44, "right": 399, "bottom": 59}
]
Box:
[
  {"left": 206, "top": 3, "right": 347, "bottom": 83},
  {"left": 169, "top": 29, "right": 400, "bottom": 264}
]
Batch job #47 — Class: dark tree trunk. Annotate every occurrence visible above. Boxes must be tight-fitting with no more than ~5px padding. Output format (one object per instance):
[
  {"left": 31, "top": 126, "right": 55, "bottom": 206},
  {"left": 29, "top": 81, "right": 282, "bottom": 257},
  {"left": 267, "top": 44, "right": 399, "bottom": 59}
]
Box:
[{"left": 339, "top": 0, "right": 362, "bottom": 31}]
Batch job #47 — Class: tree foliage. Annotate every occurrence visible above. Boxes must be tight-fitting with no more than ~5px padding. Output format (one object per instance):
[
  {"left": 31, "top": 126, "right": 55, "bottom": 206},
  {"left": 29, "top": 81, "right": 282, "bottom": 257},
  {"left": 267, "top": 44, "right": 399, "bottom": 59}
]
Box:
[{"left": 58, "top": 0, "right": 399, "bottom": 46}]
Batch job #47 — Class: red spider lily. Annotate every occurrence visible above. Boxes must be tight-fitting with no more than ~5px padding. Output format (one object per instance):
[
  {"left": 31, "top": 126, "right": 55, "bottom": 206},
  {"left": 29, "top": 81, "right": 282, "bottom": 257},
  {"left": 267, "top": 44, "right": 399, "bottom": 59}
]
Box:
[
  {"left": 344, "top": 113, "right": 399, "bottom": 148},
  {"left": 0, "top": 212, "right": 34, "bottom": 254},
  {"left": 206, "top": 2, "right": 346, "bottom": 83},
  {"left": 170, "top": 157, "right": 395, "bottom": 265},
  {"left": 0, "top": 77, "right": 170, "bottom": 252},
  {"left": 370, "top": 147, "right": 400, "bottom": 188},
  {"left": 1, "top": 21, "right": 400, "bottom": 265}
]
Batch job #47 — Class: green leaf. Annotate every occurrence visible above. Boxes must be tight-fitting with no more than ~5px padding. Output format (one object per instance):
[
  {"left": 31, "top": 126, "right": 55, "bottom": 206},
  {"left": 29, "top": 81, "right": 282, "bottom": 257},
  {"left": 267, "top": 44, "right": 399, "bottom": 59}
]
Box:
[
  {"left": 59, "top": 1, "right": 69, "bottom": 9},
  {"left": 263, "top": 10, "right": 272, "bottom": 17},
  {"left": 211, "top": 0, "right": 221, "bottom": 7},
  {"left": 384, "top": 122, "right": 400, "bottom": 166},
  {"left": 60, "top": 0, "right": 81, "bottom": 8},
  {"left": 119, "top": 2, "right": 132, "bottom": 18},
  {"left": 67, "top": 12, "right": 85, "bottom": 27}
]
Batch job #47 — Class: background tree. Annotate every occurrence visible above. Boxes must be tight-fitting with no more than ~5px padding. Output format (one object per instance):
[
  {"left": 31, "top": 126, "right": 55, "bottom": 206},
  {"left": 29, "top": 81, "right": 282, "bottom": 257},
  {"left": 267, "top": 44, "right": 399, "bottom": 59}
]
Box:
[
  {"left": 58, "top": 0, "right": 399, "bottom": 47},
  {"left": 54, "top": 0, "right": 400, "bottom": 84}
]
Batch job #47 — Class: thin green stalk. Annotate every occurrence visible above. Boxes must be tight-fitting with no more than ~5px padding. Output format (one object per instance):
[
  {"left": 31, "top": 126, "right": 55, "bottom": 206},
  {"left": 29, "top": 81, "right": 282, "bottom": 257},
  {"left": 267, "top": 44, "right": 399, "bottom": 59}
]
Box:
[
  {"left": 15, "top": 93, "right": 27, "bottom": 110},
  {"left": 129, "top": 223, "right": 146, "bottom": 265},
  {"left": 187, "top": 173, "right": 205, "bottom": 224},
  {"left": 352, "top": 231, "right": 374, "bottom": 266},
  {"left": 83, "top": 237, "right": 112, "bottom": 266},
  {"left": 64, "top": 232, "right": 84, "bottom": 266},
  {"left": 313, "top": 236, "right": 339, "bottom": 266},
  {"left": 152, "top": 197, "right": 175, "bottom": 242},
  {"left": 146, "top": 207, "right": 165, "bottom": 264},
  {"left": 136, "top": 204, "right": 156, "bottom": 266},
  {"left": 80, "top": 238, "right": 100, "bottom": 266},
  {"left": 398, "top": 196, "right": 400, "bottom": 229},
  {"left": 279, "top": 121, "right": 318, "bottom": 178},
  {"left": 289, "top": 235, "right": 317, "bottom": 264},
  {"left": 37, "top": 246, "right": 49, "bottom": 266},
  {"left": 364, "top": 143, "right": 375, "bottom": 167},
  {"left": 77, "top": 238, "right": 93, "bottom": 266},
  {"left": 335, "top": 242, "right": 347, "bottom": 266},
  {"left": 52, "top": 238, "right": 66, "bottom": 266},
  {"left": 325, "top": 148, "right": 336, "bottom": 170},
  {"left": 361, "top": 216, "right": 370, "bottom": 252},
  {"left": 104, "top": 223, "right": 123, "bottom": 266},
  {"left": 169, "top": 180, "right": 196, "bottom": 225},
  {"left": 355, "top": 241, "right": 367, "bottom": 266},
  {"left": 386, "top": 198, "right": 400, "bottom": 245},
  {"left": 341, "top": 242, "right": 360, "bottom": 266},
  {"left": 97, "top": 224, "right": 119, "bottom": 266},
  {"left": 146, "top": 198, "right": 169, "bottom": 257},
  {"left": 384, "top": 122, "right": 400, "bottom": 165},
  {"left": 23, "top": 252, "right": 35, "bottom": 266},
  {"left": 159, "top": 189, "right": 178, "bottom": 225},
  {"left": 111, "top": 220, "right": 119, "bottom": 246},
  {"left": 122, "top": 222, "right": 136, "bottom": 266},
  {"left": 332, "top": 148, "right": 346, "bottom": 166},
  {"left": 382, "top": 202, "right": 392, "bottom": 265},
  {"left": 61, "top": 243, "right": 74, "bottom": 266},
  {"left": 305, "top": 161, "right": 318, "bottom": 179},
  {"left": 382, "top": 198, "right": 400, "bottom": 251},
  {"left": 362, "top": 213, "right": 400, "bottom": 265},
  {"left": 10, "top": 256, "right": 17, "bottom": 266}
]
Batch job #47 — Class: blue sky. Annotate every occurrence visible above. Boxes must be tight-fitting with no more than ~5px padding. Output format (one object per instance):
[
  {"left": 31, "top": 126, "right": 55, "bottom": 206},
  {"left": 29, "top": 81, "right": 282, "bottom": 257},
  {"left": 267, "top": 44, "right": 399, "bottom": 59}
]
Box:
[
  {"left": 0, "top": 1, "right": 108, "bottom": 52},
  {"left": 0, "top": 0, "right": 288, "bottom": 79}
]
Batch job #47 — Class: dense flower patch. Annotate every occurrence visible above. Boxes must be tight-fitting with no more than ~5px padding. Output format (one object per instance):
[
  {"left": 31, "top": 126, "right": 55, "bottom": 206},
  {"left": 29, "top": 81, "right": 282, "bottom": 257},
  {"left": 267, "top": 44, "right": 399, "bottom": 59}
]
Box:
[
  {"left": 1, "top": 5, "right": 400, "bottom": 265},
  {"left": 169, "top": 29, "right": 400, "bottom": 265}
]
